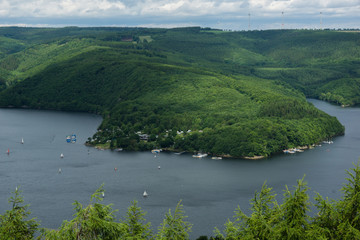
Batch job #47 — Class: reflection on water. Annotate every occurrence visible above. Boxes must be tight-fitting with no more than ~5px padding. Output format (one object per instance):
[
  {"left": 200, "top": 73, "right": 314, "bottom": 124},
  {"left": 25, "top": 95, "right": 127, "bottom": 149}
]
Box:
[{"left": 0, "top": 100, "right": 359, "bottom": 239}]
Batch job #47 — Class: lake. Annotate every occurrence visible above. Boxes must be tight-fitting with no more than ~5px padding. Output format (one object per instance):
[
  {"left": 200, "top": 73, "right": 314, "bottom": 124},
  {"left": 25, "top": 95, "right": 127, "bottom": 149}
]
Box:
[{"left": 0, "top": 99, "right": 359, "bottom": 239}]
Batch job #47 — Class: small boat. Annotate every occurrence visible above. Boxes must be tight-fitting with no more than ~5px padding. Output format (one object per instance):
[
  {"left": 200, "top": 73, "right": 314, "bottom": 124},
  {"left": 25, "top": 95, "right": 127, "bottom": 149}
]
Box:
[
  {"left": 151, "top": 149, "right": 161, "bottom": 154},
  {"left": 283, "top": 149, "right": 299, "bottom": 154},
  {"left": 212, "top": 156, "right": 222, "bottom": 160},
  {"left": 174, "top": 151, "right": 185, "bottom": 155},
  {"left": 143, "top": 191, "right": 148, "bottom": 197},
  {"left": 60, "top": 153, "right": 64, "bottom": 158},
  {"left": 192, "top": 153, "right": 208, "bottom": 158},
  {"left": 71, "top": 134, "right": 76, "bottom": 143}
]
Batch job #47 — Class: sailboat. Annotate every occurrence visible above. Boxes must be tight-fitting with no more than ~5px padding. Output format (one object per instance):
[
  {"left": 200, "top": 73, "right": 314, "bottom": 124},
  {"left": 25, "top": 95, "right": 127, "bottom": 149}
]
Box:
[
  {"left": 102, "top": 192, "right": 105, "bottom": 198},
  {"left": 60, "top": 153, "right": 64, "bottom": 158},
  {"left": 7, "top": 148, "right": 10, "bottom": 154},
  {"left": 143, "top": 191, "right": 148, "bottom": 197},
  {"left": 21, "top": 138, "right": 24, "bottom": 144}
]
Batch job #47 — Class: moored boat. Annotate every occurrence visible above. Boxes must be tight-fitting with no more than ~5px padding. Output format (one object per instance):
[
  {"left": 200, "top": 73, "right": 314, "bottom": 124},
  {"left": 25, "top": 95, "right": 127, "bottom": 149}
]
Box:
[{"left": 192, "top": 153, "right": 208, "bottom": 158}]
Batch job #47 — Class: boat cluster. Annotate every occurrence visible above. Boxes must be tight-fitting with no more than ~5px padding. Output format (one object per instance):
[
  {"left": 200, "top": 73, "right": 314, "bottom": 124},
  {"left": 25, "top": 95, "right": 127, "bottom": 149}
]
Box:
[
  {"left": 66, "top": 134, "right": 76, "bottom": 143},
  {"left": 283, "top": 148, "right": 304, "bottom": 154},
  {"left": 192, "top": 152, "right": 223, "bottom": 159},
  {"left": 283, "top": 140, "right": 334, "bottom": 154}
]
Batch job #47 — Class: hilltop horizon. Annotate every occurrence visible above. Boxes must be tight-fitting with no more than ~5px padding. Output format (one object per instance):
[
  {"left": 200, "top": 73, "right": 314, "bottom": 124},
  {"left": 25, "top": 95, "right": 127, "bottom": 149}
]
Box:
[{"left": 0, "top": 0, "right": 359, "bottom": 30}]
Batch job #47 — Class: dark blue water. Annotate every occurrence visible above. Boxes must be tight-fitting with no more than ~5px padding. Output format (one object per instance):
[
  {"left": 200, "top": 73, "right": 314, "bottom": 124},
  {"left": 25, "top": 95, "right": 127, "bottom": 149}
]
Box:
[{"left": 0, "top": 100, "right": 359, "bottom": 239}]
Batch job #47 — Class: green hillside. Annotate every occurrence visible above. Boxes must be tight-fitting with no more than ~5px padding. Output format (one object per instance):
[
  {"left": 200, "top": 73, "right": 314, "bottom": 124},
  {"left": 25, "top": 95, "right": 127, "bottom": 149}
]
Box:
[{"left": 0, "top": 27, "right": 353, "bottom": 157}]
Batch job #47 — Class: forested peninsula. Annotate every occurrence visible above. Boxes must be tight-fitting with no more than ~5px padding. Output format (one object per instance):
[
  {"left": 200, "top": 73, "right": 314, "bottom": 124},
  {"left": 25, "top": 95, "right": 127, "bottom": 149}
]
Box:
[{"left": 0, "top": 27, "right": 358, "bottom": 157}]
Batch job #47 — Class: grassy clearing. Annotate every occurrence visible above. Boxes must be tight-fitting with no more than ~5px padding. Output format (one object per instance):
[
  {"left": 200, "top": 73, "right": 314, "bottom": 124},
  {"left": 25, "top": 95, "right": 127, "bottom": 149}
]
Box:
[{"left": 139, "top": 35, "right": 153, "bottom": 43}]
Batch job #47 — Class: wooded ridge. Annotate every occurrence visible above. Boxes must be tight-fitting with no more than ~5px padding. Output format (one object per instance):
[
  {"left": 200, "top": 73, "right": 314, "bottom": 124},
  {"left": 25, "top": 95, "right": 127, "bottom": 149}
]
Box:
[{"left": 1, "top": 27, "right": 357, "bottom": 157}]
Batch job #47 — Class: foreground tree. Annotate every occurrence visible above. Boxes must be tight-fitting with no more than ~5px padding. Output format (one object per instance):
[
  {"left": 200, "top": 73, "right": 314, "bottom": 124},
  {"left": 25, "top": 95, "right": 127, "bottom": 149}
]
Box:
[
  {"left": 216, "top": 178, "right": 311, "bottom": 240},
  {"left": 337, "top": 162, "right": 360, "bottom": 234},
  {"left": 311, "top": 161, "right": 360, "bottom": 239},
  {"left": 273, "top": 177, "right": 310, "bottom": 239},
  {"left": 215, "top": 182, "right": 279, "bottom": 240},
  {"left": 216, "top": 162, "right": 360, "bottom": 240},
  {"left": 121, "top": 200, "right": 153, "bottom": 239},
  {"left": 156, "top": 200, "right": 193, "bottom": 240},
  {"left": 41, "top": 185, "right": 124, "bottom": 240},
  {"left": 0, "top": 187, "right": 39, "bottom": 240}
]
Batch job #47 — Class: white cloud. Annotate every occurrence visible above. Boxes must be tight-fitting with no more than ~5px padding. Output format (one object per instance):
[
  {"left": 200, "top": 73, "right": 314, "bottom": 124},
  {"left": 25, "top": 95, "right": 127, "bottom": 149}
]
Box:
[
  {"left": 0, "top": 0, "right": 127, "bottom": 17},
  {"left": 0, "top": 0, "right": 358, "bottom": 29}
]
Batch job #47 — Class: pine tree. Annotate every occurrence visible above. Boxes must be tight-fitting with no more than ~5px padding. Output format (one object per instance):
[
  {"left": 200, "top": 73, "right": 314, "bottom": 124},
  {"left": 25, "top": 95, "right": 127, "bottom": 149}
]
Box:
[
  {"left": 274, "top": 177, "right": 310, "bottom": 240},
  {"left": 215, "top": 182, "right": 278, "bottom": 240},
  {"left": 334, "top": 161, "right": 360, "bottom": 239},
  {"left": 0, "top": 187, "right": 39, "bottom": 240},
  {"left": 121, "top": 200, "right": 153, "bottom": 239},
  {"left": 156, "top": 200, "right": 192, "bottom": 240},
  {"left": 41, "top": 184, "right": 125, "bottom": 239}
]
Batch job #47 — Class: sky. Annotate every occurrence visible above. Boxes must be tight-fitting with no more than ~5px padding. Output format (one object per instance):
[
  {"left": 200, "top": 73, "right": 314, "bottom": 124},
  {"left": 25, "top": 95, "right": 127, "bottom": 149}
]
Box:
[{"left": 0, "top": 0, "right": 359, "bottom": 30}]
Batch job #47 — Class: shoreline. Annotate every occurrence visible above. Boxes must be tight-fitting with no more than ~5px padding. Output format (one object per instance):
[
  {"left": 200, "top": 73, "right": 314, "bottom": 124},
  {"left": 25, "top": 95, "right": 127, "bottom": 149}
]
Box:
[{"left": 88, "top": 144, "right": 268, "bottom": 160}]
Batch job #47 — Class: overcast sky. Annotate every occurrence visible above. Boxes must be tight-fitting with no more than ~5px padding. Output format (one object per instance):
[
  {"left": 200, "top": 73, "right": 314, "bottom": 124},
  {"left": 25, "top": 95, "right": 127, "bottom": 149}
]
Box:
[{"left": 0, "top": 0, "right": 359, "bottom": 30}]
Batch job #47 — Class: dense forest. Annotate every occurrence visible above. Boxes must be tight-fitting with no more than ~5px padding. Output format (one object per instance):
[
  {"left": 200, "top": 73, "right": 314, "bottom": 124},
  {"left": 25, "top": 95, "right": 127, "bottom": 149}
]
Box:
[
  {"left": 0, "top": 27, "right": 358, "bottom": 157},
  {"left": 1, "top": 162, "right": 359, "bottom": 239}
]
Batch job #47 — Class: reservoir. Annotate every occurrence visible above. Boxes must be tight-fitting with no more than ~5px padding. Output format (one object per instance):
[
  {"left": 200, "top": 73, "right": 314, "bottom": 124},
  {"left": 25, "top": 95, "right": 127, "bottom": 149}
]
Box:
[{"left": 0, "top": 99, "right": 359, "bottom": 239}]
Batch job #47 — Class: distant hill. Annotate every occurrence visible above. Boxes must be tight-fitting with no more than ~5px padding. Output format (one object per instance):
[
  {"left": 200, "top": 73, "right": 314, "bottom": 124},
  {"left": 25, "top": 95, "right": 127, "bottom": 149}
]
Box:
[{"left": 0, "top": 27, "right": 353, "bottom": 157}]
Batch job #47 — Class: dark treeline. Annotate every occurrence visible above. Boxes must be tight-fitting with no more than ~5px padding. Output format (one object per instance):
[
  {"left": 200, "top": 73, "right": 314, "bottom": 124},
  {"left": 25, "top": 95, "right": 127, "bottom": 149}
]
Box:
[{"left": 1, "top": 162, "right": 359, "bottom": 239}]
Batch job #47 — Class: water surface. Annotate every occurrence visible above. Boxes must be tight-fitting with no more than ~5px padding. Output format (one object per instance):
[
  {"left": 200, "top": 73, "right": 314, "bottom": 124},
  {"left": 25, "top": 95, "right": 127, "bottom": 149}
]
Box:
[{"left": 0, "top": 100, "right": 359, "bottom": 239}]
